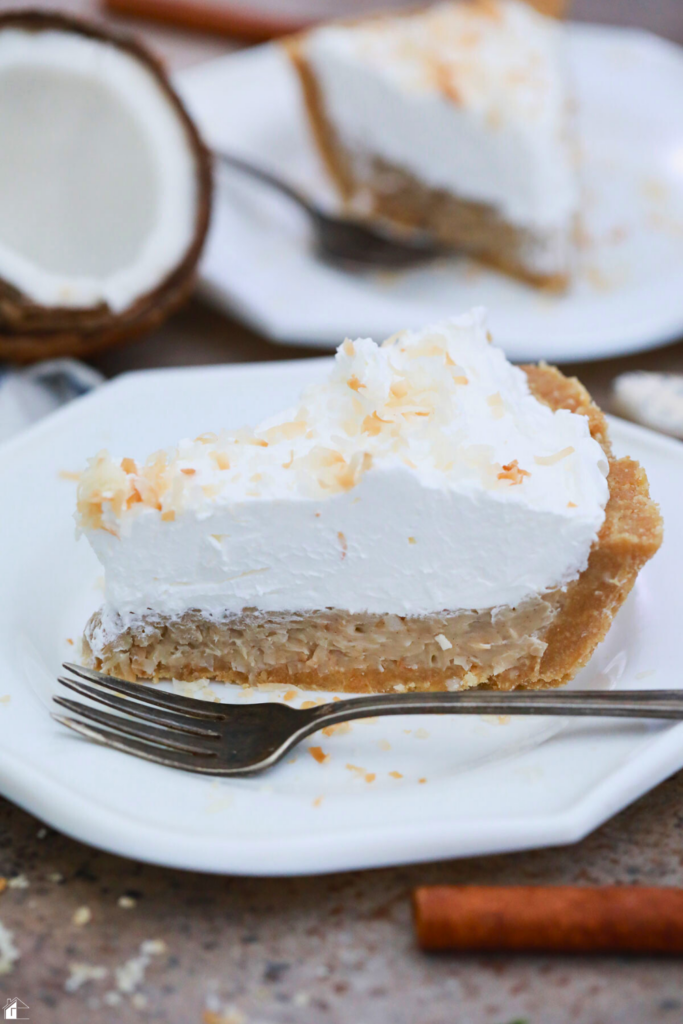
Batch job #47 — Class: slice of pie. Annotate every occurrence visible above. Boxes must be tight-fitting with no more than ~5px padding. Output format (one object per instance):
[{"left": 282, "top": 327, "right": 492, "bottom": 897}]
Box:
[
  {"left": 77, "top": 308, "right": 661, "bottom": 691},
  {"left": 287, "top": 0, "right": 579, "bottom": 288}
]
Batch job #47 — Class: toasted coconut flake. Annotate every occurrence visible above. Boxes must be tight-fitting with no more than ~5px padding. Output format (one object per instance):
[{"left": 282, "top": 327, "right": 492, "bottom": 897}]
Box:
[
  {"left": 126, "top": 484, "right": 143, "bottom": 508},
  {"left": 141, "top": 451, "right": 171, "bottom": 508},
  {"left": 263, "top": 420, "right": 307, "bottom": 443},
  {"left": 497, "top": 459, "right": 530, "bottom": 485},
  {"left": 72, "top": 905, "right": 92, "bottom": 926},
  {"left": 535, "top": 446, "right": 575, "bottom": 466},
  {"left": 361, "top": 412, "right": 391, "bottom": 436},
  {"left": 336, "top": 451, "right": 373, "bottom": 492},
  {"left": 434, "top": 61, "right": 462, "bottom": 103},
  {"left": 487, "top": 392, "right": 505, "bottom": 419},
  {"left": 308, "top": 746, "right": 329, "bottom": 764},
  {"left": 322, "top": 722, "right": 352, "bottom": 737},
  {"left": 77, "top": 450, "right": 131, "bottom": 531},
  {"left": 210, "top": 451, "right": 230, "bottom": 470}
]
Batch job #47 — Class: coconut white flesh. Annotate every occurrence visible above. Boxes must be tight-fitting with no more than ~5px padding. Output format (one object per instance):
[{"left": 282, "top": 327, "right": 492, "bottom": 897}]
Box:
[{"left": 0, "top": 29, "right": 198, "bottom": 312}]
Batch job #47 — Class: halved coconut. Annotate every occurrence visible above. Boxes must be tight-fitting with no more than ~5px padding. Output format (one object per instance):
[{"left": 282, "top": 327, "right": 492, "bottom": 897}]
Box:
[{"left": 0, "top": 11, "right": 212, "bottom": 362}]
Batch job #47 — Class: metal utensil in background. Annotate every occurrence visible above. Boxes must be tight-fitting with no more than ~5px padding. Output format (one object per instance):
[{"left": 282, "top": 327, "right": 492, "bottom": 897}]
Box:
[{"left": 215, "top": 150, "right": 450, "bottom": 270}]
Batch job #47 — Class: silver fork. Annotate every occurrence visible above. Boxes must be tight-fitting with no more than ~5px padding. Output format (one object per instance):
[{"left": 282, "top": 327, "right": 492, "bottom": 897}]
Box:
[{"left": 53, "top": 663, "right": 683, "bottom": 777}]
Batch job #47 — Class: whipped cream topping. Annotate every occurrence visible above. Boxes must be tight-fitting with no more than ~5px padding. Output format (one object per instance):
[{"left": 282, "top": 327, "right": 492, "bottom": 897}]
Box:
[
  {"left": 302, "top": 0, "right": 578, "bottom": 244},
  {"left": 79, "top": 309, "right": 609, "bottom": 618}
]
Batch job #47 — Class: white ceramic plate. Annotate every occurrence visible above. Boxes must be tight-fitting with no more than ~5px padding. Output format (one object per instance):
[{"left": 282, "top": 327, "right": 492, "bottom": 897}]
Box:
[
  {"left": 0, "top": 360, "right": 679, "bottom": 876},
  {"left": 176, "top": 25, "right": 683, "bottom": 362}
]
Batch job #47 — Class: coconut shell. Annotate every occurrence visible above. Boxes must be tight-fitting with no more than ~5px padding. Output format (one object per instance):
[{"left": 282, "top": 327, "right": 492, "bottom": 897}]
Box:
[{"left": 0, "top": 10, "right": 213, "bottom": 363}]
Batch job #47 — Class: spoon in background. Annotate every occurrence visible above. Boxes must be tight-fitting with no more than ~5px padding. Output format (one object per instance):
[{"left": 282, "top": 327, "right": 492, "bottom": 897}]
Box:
[{"left": 215, "top": 150, "right": 451, "bottom": 270}]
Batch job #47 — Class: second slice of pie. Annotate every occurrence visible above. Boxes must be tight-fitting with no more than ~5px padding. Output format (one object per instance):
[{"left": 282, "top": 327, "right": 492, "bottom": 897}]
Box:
[{"left": 287, "top": 0, "right": 579, "bottom": 287}]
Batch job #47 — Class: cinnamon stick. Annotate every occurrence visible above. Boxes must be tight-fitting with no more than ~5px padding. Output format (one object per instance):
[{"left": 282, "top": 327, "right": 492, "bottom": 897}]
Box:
[{"left": 414, "top": 886, "right": 683, "bottom": 954}]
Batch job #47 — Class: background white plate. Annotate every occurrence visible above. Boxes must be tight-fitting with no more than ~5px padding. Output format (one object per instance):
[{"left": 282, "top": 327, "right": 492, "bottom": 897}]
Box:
[
  {"left": 0, "top": 361, "right": 679, "bottom": 876},
  {"left": 177, "top": 25, "right": 683, "bottom": 362}
]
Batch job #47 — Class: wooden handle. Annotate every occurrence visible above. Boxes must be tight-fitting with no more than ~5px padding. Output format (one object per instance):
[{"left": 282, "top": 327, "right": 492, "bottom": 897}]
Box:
[
  {"left": 104, "top": 0, "right": 306, "bottom": 41},
  {"left": 414, "top": 886, "right": 683, "bottom": 954},
  {"left": 104, "top": 0, "right": 569, "bottom": 41}
]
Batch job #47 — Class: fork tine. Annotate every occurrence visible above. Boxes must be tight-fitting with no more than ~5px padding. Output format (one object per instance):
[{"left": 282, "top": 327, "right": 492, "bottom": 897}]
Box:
[
  {"left": 53, "top": 697, "right": 220, "bottom": 755},
  {"left": 62, "top": 662, "right": 227, "bottom": 720},
  {"left": 57, "top": 677, "right": 221, "bottom": 737},
  {"left": 52, "top": 714, "right": 226, "bottom": 775}
]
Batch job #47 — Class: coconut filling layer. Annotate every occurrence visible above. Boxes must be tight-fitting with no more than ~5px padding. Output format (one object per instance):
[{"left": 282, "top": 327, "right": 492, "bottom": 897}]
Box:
[
  {"left": 78, "top": 309, "right": 609, "bottom": 686},
  {"left": 299, "top": 0, "right": 579, "bottom": 274},
  {"left": 83, "top": 599, "right": 560, "bottom": 689}
]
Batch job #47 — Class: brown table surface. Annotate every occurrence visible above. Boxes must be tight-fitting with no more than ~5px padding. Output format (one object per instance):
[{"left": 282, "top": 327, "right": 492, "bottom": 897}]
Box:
[{"left": 2, "top": 2, "right": 683, "bottom": 1022}]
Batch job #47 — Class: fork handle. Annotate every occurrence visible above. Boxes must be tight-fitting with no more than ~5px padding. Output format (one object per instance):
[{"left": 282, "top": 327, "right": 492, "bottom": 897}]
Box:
[
  {"left": 305, "top": 690, "right": 683, "bottom": 729},
  {"left": 215, "top": 150, "right": 315, "bottom": 215}
]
